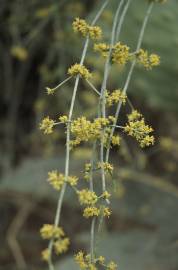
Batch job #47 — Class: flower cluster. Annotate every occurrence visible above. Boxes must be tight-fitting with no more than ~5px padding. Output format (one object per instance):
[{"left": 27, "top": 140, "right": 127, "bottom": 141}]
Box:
[
  {"left": 83, "top": 205, "right": 111, "bottom": 218},
  {"left": 59, "top": 115, "right": 68, "bottom": 123},
  {"left": 46, "top": 87, "right": 55, "bottom": 95},
  {"left": 47, "top": 170, "right": 65, "bottom": 190},
  {"left": 97, "top": 162, "right": 114, "bottom": 175},
  {"left": 39, "top": 116, "right": 55, "bottom": 134},
  {"left": 40, "top": 224, "right": 70, "bottom": 261},
  {"left": 77, "top": 189, "right": 98, "bottom": 205},
  {"left": 84, "top": 163, "right": 92, "bottom": 180},
  {"left": 94, "top": 43, "right": 110, "bottom": 57},
  {"left": 40, "top": 224, "right": 64, "bottom": 239},
  {"left": 124, "top": 110, "right": 154, "bottom": 147},
  {"left": 111, "top": 135, "right": 121, "bottom": 146},
  {"left": 75, "top": 251, "right": 117, "bottom": 270},
  {"left": 83, "top": 206, "right": 100, "bottom": 218},
  {"left": 112, "top": 42, "right": 130, "bottom": 65},
  {"left": 94, "top": 42, "right": 130, "bottom": 66},
  {"left": 48, "top": 170, "right": 78, "bottom": 190},
  {"left": 70, "top": 116, "right": 115, "bottom": 146},
  {"left": 77, "top": 187, "right": 112, "bottom": 219},
  {"left": 136, "top": 49, "right": 160, "bottom": 69},
  {"left": 68, "top": 63, "right": 92, "bottom": 79},
  {"left": 54, "top": 238, "right": 70, "bottom": 255},
  {"left": 105, "top": 89, "right": 127, "bottom": 106},
  {"left": 73, "top": 17, "right": 102, "bottom": 40}
]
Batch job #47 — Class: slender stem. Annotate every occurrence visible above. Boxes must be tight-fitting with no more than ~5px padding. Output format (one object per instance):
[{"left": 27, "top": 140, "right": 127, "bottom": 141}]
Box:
[
  {"left": 90, "top": 217, "right": 96, "bottom": 262},
  {"left": 127, "top": 96, "right": 135, "bottom": 110},
  {"left": 89, "top": 141, "right": 97, "bottom": 261},
  {"left": 47, "top": 1, "right": 109, "bottom": 269},
  {"left": 86, "top": 79, "right": 101, "bottom": 96},
  {"left": 89, "top": 141, "right": 97, "bottom": 192},
  {"left": 112, "top": 125, "right": 124, "bottom": 129},
  {"left": 99, "top": 0, "right": 125, "bottom": 194},
  {"left": 92, "top": 0, "right": 135, "bottom": 258},
  {"left": 115, "top": 0, "right": 131, "bottom": 42},
  {"left": 105, "top": 2, "right": 154, "bottom": 163},
  {"left": 91, "top": 0, "right": 110, "bottom": 26},
  {"left": 49, "top": 76, "right": 72, "bottom": 91}
]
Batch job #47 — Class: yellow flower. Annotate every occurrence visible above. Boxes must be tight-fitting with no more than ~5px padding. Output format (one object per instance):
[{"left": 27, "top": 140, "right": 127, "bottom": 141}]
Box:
[
  {"left": 75, "top": 251, "right": 88, "bottom": 269},
  {"left": 149, "top": 53, "right": 160, "bottom": 67},
  {"left": 70, "top": 116, "right": 115, "bottom": 147},
  {"left": 73, "top": 18, "right": 88, "bottom": 37},
  {"left": 40, "top": 224, "right": 64, "bottom": 239},
  {"left": 127, "top": 110, "right": 142, "bottom": 121},
  {"left": 67, "top": 175, "right": 78, "bottom": 186},
  {"left": 68, "top": 63, "right": 92, "bottom": 79},
  {"left": 98, "top": 162, "right": 114, "bottom": 174},
  {"left": 46, "top": 87, "right": 55, "bottom": 95},
  {"left": 124, "top": 110, "right": 154, "bottom": 147},
  {"left": 39, "top": 116, "right": 55, "bottom": 134},
  {"left": 111, "top": 135, "right": 120, "bottom": 146},
  {"left": 107, "top": 261, "right": 117, "bottom": 270},
  {"left": 84, "top": 163, "right": 92, "bottom": 180},
  {"left": 94, "top": 42, "right": 110, "bottom": 57},
  {"left": 112, "top": 42, "right": 130, "bottom": 65},
  {"left": 54, "top": 237, "right": 70, "bottom": 255},
  {"left": 83, "top": 206, "right": 100, "bottom": 218},
  {"left": 72, "top": 18, "right": 102, "bottom": 40},
  {"left": 47, "top": 170, "right": 65, "bottom": 190},
  {"left": 41, "top": 248, "right": 50, "bottom": 261},
  {"left": 59, "top": 115, "right": 68, "bottom": 123},
  {"left": 88, "top": 26, "right": 102, "bottom": 40},
  {"left": 101, "top": 191, "right": 111, "bottom": 200},
  {"left": 98, "top": 256, "right": 105, "bottom": 264},
  {"left": 136, "top": 49, "right": 160, "bottom": 69},
  {"left": 103, "top": 207, "right": 112, "bottom": 218},
  {"left": 85, "top": 163, "right": 92, "bottom": 171},
  {"left": 88, "top": 264, "right": 97, "bottom": 270},
  {"left": 106, "top": 89, "right": 127, "bottom": 106},
  {"left": 78, "top": 189, "right": 98, "bottom": 205}
]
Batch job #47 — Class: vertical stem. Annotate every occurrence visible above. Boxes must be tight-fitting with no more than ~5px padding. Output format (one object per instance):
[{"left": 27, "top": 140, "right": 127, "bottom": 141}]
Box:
[
  {"left": 115, "top": 0, "right": 131, "bottom": 42},
  {"left": 90, "top": 217, "right": 96, "bottom": 262},
  {"left": 105, "top": 2, "right": 154, "bottom": 163},
  {"left": 47, "top": 1, "right": 109, "bottom": 269},
  {"left": 99, "top": 0, "right": 125, "bottom": 194}
]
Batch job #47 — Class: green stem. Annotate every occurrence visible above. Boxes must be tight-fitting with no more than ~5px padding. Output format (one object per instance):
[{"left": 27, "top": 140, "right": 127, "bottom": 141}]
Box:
[
  {"left": 49, "top": 76, "right": 72, "bottom": 91},
  {"left": 99, "top": 0, "right": 125, "bottom": 194},
  {"left": 90, "top": 217, "right": 96, "bottom": 263},
  {"left": 105, "top": 2, "right": 154, "bottom": 163},
  {"left": 115, "top": 0, "right": 132, "bottom": 42}
]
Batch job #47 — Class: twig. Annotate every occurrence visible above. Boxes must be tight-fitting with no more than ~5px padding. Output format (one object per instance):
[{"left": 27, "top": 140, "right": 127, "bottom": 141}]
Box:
[
  {"left": 115, "top": 0, "right": 132, "bottom": 43},
  {"left": 86, "top": 79, "right": 101, "bottom": 96}
]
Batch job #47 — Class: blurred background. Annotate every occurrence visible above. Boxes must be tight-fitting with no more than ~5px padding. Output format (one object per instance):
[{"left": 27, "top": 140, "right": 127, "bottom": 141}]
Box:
[{"left": 0, "top": 0, "right": 178, "bottom": 269}]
